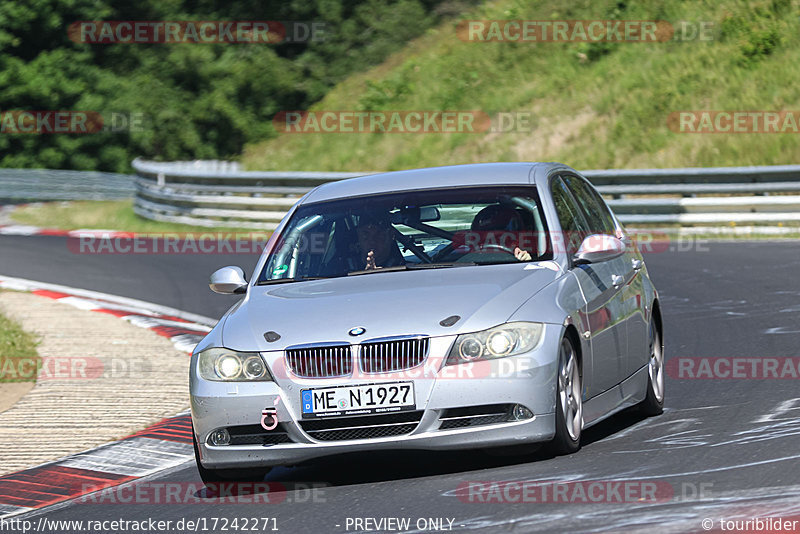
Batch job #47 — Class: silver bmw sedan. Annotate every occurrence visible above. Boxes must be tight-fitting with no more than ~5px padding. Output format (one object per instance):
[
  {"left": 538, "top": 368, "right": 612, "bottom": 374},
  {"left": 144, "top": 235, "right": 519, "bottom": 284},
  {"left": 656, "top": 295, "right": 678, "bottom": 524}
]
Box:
[{"left": 190, "top": 162, "right": 664, "bottom": 485}]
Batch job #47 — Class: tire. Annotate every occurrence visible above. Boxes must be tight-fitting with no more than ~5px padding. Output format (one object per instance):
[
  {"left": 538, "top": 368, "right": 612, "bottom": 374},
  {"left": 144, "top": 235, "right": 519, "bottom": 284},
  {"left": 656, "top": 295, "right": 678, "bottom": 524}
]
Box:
[
  {"left": 548, "top": 336, "right": 583, "bottom": 455},
  {"left": 193, "top": 427, "right": 271, "bottom": 488},
  {"left": 637, "top": 318, "right": 664, "bottom": 416}
]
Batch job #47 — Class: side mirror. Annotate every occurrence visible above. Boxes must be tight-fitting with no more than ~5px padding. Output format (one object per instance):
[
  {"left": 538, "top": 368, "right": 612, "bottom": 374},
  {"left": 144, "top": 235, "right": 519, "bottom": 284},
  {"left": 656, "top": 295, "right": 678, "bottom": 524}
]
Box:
[
  {"left": 573, "top": 234, "right": 626, "bottom": 265},
  {"left": 209, "top": 266, "right": 248, "bottom": 294}
]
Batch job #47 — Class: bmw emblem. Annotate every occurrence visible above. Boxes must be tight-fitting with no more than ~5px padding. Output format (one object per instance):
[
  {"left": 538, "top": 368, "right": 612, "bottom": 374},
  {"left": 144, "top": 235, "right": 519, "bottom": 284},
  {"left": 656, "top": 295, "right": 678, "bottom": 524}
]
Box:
[{"left": 349, "top": 326, "right": 366, "bottom": 337}]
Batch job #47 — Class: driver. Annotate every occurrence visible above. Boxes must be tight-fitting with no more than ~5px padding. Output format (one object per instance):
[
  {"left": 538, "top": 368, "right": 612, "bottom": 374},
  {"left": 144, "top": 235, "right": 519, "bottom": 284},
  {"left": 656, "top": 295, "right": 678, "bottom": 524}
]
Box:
[
  {"left": 470, "top": 204, "right": 533, "bottom": 261},
  {"left": 356, "top": 214, "right": 405, "bottom": 270}
]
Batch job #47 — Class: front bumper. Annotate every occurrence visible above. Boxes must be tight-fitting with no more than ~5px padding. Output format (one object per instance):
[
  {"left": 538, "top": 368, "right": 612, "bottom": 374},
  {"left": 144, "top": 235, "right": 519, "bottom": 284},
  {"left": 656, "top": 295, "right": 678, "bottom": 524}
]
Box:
[{"left": 190, "top": 325, "right": 562, "bottom": 469}]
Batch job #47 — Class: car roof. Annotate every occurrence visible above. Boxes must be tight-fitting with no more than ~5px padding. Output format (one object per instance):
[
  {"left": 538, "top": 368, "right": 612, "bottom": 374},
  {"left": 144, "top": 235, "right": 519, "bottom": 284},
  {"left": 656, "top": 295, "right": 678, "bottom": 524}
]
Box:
[{"left": 301, "top": 162, "right": 570, "bottom": 204}]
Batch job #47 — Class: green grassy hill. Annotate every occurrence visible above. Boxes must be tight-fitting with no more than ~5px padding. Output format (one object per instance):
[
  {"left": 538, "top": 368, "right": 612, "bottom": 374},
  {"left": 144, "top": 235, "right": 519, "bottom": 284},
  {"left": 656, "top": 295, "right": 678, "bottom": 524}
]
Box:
[{"left": 242, "top": 0, "right": 800, "bottom": 172}]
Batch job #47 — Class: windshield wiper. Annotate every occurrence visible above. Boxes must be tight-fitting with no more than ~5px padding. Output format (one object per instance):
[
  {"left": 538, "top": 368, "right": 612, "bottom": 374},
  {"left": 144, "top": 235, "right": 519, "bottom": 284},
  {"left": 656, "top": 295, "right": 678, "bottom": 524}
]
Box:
[
  {"left": 257, "top": 276, "right": 330, "bottom": 285},
  {"left": 407, "top": 262, "right": 476, "bottom": 269},
  {"left": 347, "top": 262, "right": 476, "bottom": 276},
  {"left": 347, "top": 265, "right": 410, "bottom": 276},
  {"left": 471, "top": 259, "right": 524, "bottom": 266}
]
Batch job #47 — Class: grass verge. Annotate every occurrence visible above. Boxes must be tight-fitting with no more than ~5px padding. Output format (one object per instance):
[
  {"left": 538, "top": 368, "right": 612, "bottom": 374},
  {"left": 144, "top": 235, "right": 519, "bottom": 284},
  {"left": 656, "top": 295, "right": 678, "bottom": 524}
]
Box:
[
  {"left": 242, "top": 0, "right": 800, "bottom": 172},
  {"left": 9, "top": 201, "right": 262, "bottom": 234},
  {"left": 0, "top": 300, "right": 41, "bottom": 383}
]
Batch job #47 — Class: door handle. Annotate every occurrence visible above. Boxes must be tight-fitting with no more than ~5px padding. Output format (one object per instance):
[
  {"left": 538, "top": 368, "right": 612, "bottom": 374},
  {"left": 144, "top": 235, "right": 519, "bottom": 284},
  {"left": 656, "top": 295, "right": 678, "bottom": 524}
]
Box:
[
  {"left": 632, "top": 259, "right": 643, "bottom": 271},
  {"left": 611, "top": 274, "right": 624, "bottom": 288}
]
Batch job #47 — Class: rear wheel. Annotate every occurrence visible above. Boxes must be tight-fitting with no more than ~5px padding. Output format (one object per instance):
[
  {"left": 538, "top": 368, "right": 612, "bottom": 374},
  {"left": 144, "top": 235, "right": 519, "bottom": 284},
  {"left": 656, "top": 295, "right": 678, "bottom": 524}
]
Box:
[
  {"left": 548, "top": 336, "right": 582, "bottom": 455},
  {"left": 193, "top": 427, "right": 271, "bottom": 488},
  {"left": 637, "top": 318, "right": 664, "bottom": 416}
]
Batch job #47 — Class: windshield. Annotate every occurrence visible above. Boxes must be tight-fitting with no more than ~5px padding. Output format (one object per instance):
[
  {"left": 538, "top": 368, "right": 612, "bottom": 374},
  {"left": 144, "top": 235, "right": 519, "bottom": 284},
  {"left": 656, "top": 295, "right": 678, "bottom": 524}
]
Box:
[{"left": 257, "top": 186, "right": 552, "bottom": 283}]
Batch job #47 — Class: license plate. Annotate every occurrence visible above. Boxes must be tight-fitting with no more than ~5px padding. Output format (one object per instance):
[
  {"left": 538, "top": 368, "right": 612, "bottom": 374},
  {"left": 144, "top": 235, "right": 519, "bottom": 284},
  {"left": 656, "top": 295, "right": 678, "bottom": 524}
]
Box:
[{"left": 301, "top": 382, "right": 415, "bottom": 418}]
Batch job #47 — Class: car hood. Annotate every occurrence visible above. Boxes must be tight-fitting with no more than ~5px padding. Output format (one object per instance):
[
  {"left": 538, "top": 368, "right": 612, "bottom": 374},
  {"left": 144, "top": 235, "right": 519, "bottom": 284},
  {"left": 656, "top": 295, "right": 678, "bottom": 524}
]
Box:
[{"left": 221, "top": 262, "right": 563, "bottom": 351}]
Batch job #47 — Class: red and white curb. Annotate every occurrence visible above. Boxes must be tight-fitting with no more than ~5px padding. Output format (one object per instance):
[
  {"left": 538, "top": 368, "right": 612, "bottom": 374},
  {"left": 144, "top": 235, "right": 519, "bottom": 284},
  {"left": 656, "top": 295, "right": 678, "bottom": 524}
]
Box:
[
  {"left": 0, "top": 225, "right": 135, "bottom": 239},
  {"left": 0, "top": 275, "right": 214, "bottom": 353},
  {"left": 0, "top": 275, "right": 215, "bottom": 518}
]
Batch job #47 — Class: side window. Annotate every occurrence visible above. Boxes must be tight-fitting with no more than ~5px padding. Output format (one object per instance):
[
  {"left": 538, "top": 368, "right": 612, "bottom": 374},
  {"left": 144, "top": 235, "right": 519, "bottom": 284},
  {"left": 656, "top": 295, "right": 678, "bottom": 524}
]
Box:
[
  {"left": 550, "top": 176, "right": 590, "bottom": 256},
  {"left": 562, "top": 174, "right": 617, "bottom": 235}
]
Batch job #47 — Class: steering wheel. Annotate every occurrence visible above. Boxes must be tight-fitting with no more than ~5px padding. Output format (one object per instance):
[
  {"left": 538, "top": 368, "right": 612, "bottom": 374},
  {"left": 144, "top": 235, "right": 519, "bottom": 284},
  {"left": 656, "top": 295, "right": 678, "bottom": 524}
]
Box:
[
  {"left": 475, "top": 242, "right": 517, "bottom": 255},
  {"left": 433, "top": 241, "right": 518, "bottom": 263}
]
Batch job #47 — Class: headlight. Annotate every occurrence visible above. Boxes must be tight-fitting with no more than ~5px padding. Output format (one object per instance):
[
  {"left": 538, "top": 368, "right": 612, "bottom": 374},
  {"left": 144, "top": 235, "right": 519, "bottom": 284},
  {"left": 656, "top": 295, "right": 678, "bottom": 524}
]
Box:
[
  {"left": 197, "top": 348, "right": 272, "bottom": 381},
  {"left": 446, "top": 322, "right": 544, "bottom": 365}
]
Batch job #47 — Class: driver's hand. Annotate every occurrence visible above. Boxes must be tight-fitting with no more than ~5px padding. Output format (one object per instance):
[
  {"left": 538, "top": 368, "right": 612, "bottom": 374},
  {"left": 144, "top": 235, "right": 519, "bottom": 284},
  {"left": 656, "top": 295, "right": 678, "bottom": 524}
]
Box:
[
  {"left": 364, "top": 250, "right": 377, "bottom": 270},
  {"left": 514, "top": 247, "right": 532, "bottom": 262}
]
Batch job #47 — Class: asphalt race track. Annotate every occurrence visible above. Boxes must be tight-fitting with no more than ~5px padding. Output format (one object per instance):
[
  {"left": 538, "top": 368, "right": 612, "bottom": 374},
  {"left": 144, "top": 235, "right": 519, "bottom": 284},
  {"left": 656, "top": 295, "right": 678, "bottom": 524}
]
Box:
[
  {"left": 2, "top": 235, "right": 800, "bottom": 532},
  {"left": 0, "top": 235, "right": 253, "bottom": 319}
]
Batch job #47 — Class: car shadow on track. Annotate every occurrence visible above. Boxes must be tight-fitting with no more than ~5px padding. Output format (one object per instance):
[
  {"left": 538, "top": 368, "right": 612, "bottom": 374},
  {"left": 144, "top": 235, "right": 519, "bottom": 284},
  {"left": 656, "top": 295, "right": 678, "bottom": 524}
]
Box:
[{"left": 262, "top": 409, "right": 653, "bottom": 487}]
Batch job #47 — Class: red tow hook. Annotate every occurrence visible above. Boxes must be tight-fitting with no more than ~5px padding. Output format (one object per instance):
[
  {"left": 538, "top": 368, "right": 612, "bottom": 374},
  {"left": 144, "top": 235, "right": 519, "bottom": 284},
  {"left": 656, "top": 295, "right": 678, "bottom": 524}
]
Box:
[{"left": 260, "top": 408, "right": 278, "bottom": 431}]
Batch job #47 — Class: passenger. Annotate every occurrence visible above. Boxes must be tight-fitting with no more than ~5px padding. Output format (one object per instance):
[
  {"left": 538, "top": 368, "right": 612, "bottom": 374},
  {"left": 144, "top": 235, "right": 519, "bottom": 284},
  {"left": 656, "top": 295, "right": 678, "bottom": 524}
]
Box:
[{"left": 471, "top": 204, "right": 533, "bottom": 261}]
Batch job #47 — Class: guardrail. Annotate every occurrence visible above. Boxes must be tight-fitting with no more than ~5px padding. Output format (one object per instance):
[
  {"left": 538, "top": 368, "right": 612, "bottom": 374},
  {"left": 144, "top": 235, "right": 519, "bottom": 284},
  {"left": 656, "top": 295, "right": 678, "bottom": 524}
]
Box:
[
  {"left": 132, "top": 159, "right": 800, "bottom": 228},
  {"left": 0, "top": 169, "right": 134, "bottom": 202}
]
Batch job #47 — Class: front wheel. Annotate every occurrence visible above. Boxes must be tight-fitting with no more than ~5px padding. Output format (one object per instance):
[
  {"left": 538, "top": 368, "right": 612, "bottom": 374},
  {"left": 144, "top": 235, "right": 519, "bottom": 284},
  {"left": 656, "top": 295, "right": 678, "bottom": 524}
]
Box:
[
  {"left": 637, "top": 318, "right": 664, "bottom": 416},
  {"left": 193, "top": 428, "right": 271, "bottom": 488},
  {"left": 548, "top": 336, "right": 582, "bottom": 455}
]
